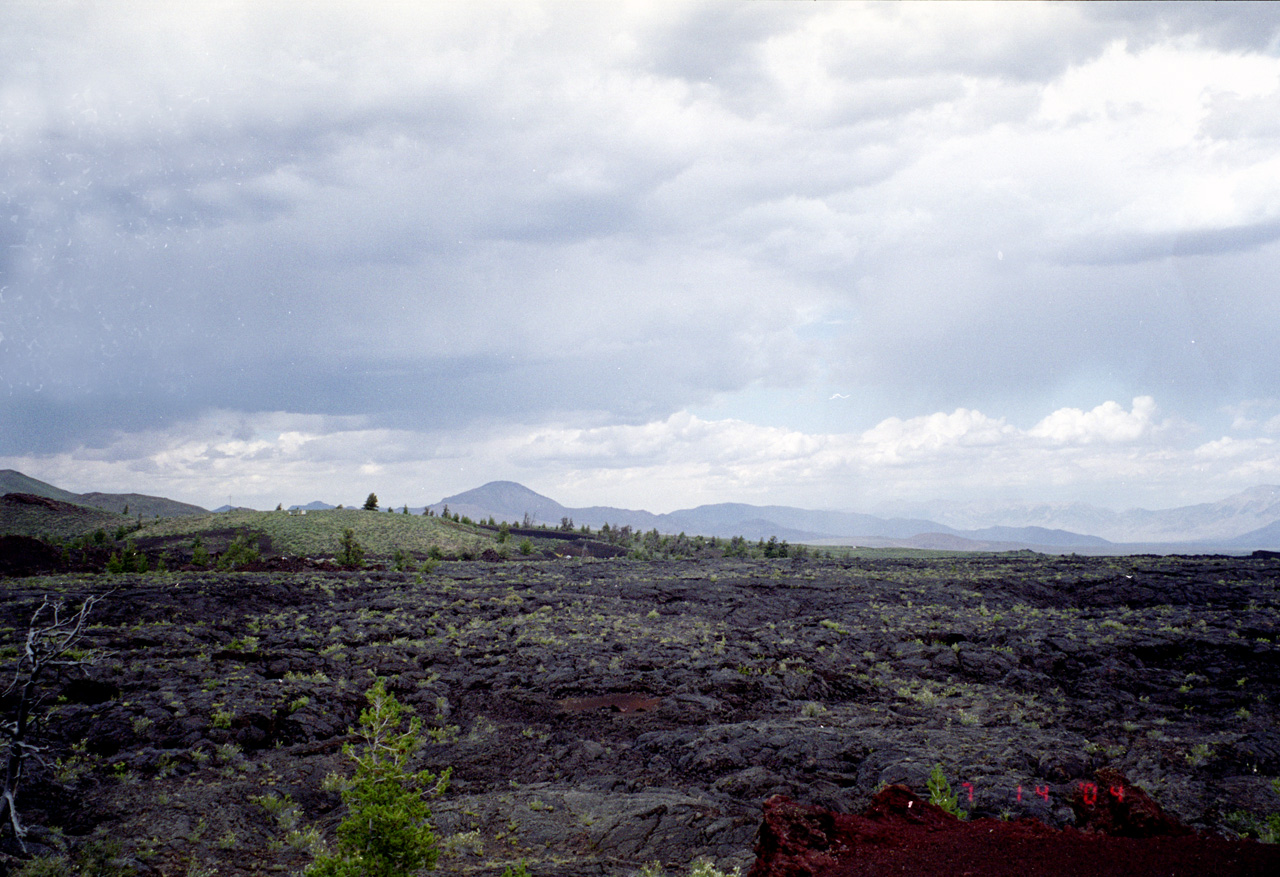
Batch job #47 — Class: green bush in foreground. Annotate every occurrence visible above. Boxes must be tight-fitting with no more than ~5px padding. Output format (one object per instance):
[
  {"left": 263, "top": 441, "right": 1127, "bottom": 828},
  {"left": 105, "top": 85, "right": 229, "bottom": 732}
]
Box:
[
  {"left": 927, "top": 764, "right": 967, "bottom": 820},
  {"left": 11, "top": 838, "right": 134, "bottom": 877},
  {"left": 307, "top": 678, "right": 450, "bottom": 877}
]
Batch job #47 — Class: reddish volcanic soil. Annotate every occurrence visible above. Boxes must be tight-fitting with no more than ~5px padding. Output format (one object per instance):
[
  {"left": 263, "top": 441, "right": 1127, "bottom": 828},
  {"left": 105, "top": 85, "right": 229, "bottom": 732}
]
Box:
[{"left": 749, "top": 780, "right": 1280, "bottom": 877}]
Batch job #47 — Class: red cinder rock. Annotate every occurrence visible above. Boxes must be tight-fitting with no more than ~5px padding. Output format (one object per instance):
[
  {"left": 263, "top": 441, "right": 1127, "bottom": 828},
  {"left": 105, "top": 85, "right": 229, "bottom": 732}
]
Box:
[
  {"left": 1071, "top": 767, "right": 1190, "bottom": 838},
  {"left": 748, "top": 782, "right": 1280, "bottom": 877}
]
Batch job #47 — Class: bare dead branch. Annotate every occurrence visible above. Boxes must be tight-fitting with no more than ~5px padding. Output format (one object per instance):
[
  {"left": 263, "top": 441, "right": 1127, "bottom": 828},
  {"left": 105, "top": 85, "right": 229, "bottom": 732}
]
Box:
[{"left": 1, "top": 592, "right": 105, "bottom": 853}]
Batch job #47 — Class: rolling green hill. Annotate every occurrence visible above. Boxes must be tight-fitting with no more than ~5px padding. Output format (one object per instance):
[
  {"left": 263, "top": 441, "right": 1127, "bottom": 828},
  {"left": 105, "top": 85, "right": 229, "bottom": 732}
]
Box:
[
  {"left": 1, "top": 469, "right": 208, "bottom": 519},
  {"left": 77, "top": 491, "right": 208, "bottom": 518},
  {"left": 132, "top": 508, "right": 500, "bottom": 559},
  {"left": 0, "top": 493, "right": 129, "bottom": 539},
  {"left": 0, "top": 469, "right": 84, "bottom": 504}
]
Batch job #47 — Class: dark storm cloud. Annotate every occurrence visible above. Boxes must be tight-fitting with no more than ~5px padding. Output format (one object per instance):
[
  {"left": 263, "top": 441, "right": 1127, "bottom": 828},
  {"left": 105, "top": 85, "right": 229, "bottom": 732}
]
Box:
[{"left": 2, "top": 0, "right": 1279, "bottom": 516}]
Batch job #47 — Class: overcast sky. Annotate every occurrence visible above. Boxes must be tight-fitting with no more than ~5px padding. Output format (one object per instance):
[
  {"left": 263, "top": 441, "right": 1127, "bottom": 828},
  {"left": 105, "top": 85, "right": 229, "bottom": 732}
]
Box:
[{"left": 3, "top": 1, "right": 1280, "bottom": 514}]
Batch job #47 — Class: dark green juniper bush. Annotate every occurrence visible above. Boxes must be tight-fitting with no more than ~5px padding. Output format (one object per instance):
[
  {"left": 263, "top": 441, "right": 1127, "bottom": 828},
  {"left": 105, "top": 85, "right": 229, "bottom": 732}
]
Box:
[
  {"left": 191, "top": 535, "right": 210, "bottom": 567},
  {"left": 216, "top": 532, "right": 260, "bottom": 570},
  {"left": 105, "top": 540, "right": 148, "bottom": 574},
  {"left": 336, "top": 528, "right": 365, "bottom": 569}
]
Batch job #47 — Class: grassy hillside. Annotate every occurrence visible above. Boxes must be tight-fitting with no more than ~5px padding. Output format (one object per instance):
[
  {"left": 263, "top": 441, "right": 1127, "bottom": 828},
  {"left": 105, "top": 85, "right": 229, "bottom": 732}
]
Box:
[
  {"left": 0, "top": 469, "right": 84, "bottom": 504},
  {"left": 0, "top": 493, "right": 130, "bottom": 540},
  {"left": 1, "top": 469, "right": 208, "bottom": 519},
  {"left": 78, "top": 491, "right": 208, "bottom": 518},
  {"left": 133, "top": 508, "right": 500, "bottom": 559}
]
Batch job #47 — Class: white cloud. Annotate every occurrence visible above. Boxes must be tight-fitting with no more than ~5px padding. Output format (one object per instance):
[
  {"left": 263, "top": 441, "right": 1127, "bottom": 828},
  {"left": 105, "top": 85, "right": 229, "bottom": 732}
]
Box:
[
  {"left": 859, "top": 409, "right": 1015, "bottom": 462},
  {"left": 4, "top": 3, "right": 1280, "bottom": 515},
  {"left": 9, "top": 395, "right": 1264, "bottom": 514},
  {"left": 1029, "top": 396, "right": 1160, "bottom": 444}
]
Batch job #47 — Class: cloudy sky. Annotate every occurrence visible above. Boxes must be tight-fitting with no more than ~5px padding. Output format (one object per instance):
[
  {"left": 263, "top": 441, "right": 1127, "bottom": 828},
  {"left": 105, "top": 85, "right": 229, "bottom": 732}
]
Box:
[{"left": 3, "top": 1, "right": 1280, "bottom": 514}]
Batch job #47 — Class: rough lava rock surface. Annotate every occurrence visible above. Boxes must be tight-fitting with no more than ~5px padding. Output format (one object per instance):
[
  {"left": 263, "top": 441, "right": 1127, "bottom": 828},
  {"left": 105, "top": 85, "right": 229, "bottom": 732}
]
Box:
[{"left": 0, "top": 553, "right": 1278, "bottom": 875}]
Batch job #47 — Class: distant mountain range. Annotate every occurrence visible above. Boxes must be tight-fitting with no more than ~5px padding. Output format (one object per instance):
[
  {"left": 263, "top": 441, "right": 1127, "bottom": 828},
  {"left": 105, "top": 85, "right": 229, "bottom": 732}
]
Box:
[
  {"left": 4, "top": 468, "right": 1279, "bottom": 553},
  {"left": 432, "top": 481, "right": 1280, "bottom": 553},
  {"left": 289, "top": 501, "right": 337, "bottom": 512},
  {"left": 908, "top": 485, "right": 1280, "bottom": 543}
]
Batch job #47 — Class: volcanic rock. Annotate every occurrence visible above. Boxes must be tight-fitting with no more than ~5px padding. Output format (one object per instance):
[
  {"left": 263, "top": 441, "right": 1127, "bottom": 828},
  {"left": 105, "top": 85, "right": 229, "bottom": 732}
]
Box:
[{"left": 747, "top": 783, "right": 1280, "bottom": 877}]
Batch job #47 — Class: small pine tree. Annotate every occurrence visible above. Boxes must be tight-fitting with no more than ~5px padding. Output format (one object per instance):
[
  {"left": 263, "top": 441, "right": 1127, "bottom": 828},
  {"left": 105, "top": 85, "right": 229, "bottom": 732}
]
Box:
[
  {"left": 106, "top": 540, "right": 148, "bottom": 574},
  {"left": 337, "top": 528, "right": 365, "bottom": 569},
  {"left": 364, "top": 493, "right": 379, "bottom": 511},
  {"left": 927, "top": 764, "right": 967, "bottom": 819},
  {"left": 217, "top": 533, "right": 261, "bottom": 570},
  {"left": 191, "top": 536, "right": 210, "bottom": 568},
  {"left": 307, "top": 678, "right": 449, "bottom": 877}
]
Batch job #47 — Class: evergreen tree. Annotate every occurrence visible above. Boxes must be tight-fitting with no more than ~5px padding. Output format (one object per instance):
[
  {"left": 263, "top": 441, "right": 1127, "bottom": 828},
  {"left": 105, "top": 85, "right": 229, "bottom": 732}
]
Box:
[
  {"left": 337, "top": 529, "right": 365, "bottom": 569},
  {"left": 307, "top": 678, "right": 449, "bottom": 877}
]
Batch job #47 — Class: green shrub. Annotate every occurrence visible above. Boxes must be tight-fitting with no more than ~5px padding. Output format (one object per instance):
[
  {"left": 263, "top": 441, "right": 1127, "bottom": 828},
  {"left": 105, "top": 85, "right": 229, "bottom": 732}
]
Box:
[
  {"left": 12, "top": 837, "right": 133, "bottom": 877},
  {"left": 307, "top": 678, "right": 450, "bottom": 877},
  {"left": 689, "top": 861, "right": 737, "bottom": 877},
  {"left": 927, "top": 764, "right": 967, "bottom": 819},
  {"left": 106, "top": 540, "right": 148, "bottom": 574},
  {"left": 337, "top": 529, "right": 365, "bottom": 569},
  {"left": 518, "top": 538, "right": 534, "bottom": 556},
  {"left": 217, "top": 532, "right": 260, "bottom": 570},
  {"left": 191, "top": 536, "right": 210, "bottom": 567},
  {"left": 762, "top": 536, "right": 789, "bottom": 558},
  {"left": 1227, "top": 809, "right": 1280, "bottom": 844},
  {"left": 1225, "top": 777, "right": 1280, "bottom": 843}
]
